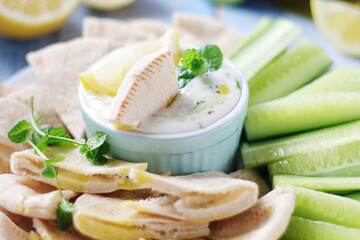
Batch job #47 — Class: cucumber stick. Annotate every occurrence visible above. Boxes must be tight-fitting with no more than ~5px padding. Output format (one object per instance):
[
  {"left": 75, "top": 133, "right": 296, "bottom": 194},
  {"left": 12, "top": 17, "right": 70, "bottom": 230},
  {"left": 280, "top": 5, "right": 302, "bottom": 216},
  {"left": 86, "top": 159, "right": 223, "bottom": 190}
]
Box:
[
  {"left": 282, "top": 216, "right": 360, "bottom": 240},
  {"left": 241, "top": 120, "right": 360, "bottom": 168},
  {"left": 231, "top": 19, "right": 300, "bottom": 80},
  {"left": 269, "top": 140, "right": 360, "bottom": 176},
  {"left": 245, "top": 92, "right": 360, "bottom": 141},
  {"left": 227, "top": 18, "right": 271, "bottom": 59},
  {"left": 273, "top": 174, "right": 360, "bottom": 193},
  {"left": 290, "top": 186, "right": 360, "bottom": 229},
  {"left": 291, "top": 67, "right": 360, "bottom": 96},
  {"left": 344, "top": 192, "right": 360, "bottom": 201},
  {"left": 248, "top": 40, "right": 332, "bottom": 106}
]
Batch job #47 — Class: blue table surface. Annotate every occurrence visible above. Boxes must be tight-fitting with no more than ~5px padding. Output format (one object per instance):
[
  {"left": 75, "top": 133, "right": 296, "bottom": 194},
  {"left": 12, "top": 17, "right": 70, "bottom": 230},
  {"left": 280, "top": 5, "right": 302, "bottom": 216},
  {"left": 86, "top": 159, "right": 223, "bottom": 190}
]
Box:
[{"left": 0, "top": 0, "right": 359, "bottom": 82}]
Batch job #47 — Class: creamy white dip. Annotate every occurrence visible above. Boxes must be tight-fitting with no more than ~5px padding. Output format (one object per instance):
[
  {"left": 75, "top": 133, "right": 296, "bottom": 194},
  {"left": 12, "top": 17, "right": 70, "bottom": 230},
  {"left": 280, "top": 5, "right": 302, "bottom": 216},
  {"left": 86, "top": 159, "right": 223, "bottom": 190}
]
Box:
[{"left": 84, "top": 61, "right": 241, "bottom": 134}]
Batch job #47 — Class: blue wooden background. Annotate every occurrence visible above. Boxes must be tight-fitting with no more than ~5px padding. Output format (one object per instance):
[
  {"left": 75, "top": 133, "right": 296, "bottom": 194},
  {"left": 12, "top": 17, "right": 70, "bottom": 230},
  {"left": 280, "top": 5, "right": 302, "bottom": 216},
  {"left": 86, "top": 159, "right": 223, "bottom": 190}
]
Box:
[{"left": 0, "top": 0, "right": 359, "bottom": 83}]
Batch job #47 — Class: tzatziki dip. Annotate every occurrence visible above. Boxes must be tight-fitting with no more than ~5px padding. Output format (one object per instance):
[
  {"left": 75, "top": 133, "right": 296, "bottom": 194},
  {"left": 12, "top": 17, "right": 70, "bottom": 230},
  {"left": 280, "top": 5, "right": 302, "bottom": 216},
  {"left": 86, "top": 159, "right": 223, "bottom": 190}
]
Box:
[{"left": 83, "top": 59, "right": 241, "bottom": 134}]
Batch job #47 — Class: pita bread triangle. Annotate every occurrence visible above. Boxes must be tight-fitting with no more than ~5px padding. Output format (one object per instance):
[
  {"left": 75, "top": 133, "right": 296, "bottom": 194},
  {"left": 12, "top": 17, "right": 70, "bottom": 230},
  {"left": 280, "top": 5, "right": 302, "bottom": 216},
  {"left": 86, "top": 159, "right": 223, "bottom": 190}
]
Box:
[
  {"left": 73, "top": 193, "right": 209, "bottom": 240},
  {"left": 209, "top": 187, "right": 295, "bottom": 240},
  {"left": 125, "top": 169, "right": 258, "bottom": 222},
  {"left": 11, "top": 145, "right": 147, "bottom": 193},
  {"left": 26, "top": 38, "right": 113, "bottom": 139}
]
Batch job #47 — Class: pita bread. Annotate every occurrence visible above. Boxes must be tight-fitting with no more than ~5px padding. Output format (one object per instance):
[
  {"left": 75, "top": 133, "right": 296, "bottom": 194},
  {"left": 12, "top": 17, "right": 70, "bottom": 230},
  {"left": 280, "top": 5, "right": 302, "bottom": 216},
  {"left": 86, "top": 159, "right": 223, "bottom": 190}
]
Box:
[
  {"left": 209, "top": 187, "right": 295, "bottom": 240},
  {"left": 0, "top": 174, "right": 76, "bottom": 220},
  {"left": 0, "top": 206, "right": 33, "bottom": 232},
  {"left": 173, "top": 12, "right": 243, "bottom": 54},
  {"left": 83, "top": 17, "right": 169, "bottom": 45},
  {"left": 0, "top": 211, "right": 30, "bottom": 240},
  {"left": 230, "top": 169, "right": 270, "bottom": 198},
  {"left": 11, "top": 145, "right": 147, "bottom": 193},
  {"left": 0, "top": 85, "right": 63, "bottom": 174},
  {"left": 26, "top": 38, "right": 113, "bottom": 139},
  {"left": 33, "top": 218, "right": 87, "bottom": 240},
  {"left": 74, "top": 193, "right": 209, "bottom": 240},
  {"left": 126, "top": 169, "right": 258, "bottom": 222},
  {"left": 0, "top": 84, "right": 24, "bottom": 97}
]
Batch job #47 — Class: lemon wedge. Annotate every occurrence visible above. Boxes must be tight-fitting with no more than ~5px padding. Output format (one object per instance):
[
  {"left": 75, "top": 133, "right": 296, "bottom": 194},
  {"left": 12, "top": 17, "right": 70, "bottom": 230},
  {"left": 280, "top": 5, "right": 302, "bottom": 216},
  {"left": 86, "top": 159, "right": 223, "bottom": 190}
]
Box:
[
  {"left": 311, "top": 0, "right": 360, "bottom": 57},
  {"left": 79, "top": 28, "right": 182, "bottom": 96},
  {"left": 83, "top": 0, "right": 136, "bottom": 11},
  {"left": 0, "top": 0, "right": 81, "bottom": 39}
]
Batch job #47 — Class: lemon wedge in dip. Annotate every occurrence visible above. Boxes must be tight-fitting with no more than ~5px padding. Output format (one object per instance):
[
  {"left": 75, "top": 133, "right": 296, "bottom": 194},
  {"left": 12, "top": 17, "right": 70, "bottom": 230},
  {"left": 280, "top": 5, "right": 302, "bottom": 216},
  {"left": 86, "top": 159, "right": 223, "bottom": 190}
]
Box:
[
  {"left": 83, "top": 0, "right": 136, "bottom": 11},
  {"left": 79, "top": 28, "right": 182, "bottom": 97}
]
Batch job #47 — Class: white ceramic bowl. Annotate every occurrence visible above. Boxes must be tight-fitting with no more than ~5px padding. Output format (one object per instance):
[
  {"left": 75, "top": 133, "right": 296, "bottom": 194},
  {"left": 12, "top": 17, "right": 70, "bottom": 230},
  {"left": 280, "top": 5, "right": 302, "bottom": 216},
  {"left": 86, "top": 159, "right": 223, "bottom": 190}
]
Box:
[{"left": 79, "top": 59, "right": 249, "bottom": 175}]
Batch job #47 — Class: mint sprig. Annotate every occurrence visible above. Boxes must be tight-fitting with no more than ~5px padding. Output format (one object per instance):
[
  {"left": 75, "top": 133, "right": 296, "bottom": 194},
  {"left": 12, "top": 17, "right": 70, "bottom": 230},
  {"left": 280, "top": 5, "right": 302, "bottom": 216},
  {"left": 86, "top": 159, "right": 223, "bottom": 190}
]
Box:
[
  {"left": 177, "top": 44, "right": 223, "bottom": 88},
  {"left": 7, "top": 96, "right": 111, "bottom": 230}
]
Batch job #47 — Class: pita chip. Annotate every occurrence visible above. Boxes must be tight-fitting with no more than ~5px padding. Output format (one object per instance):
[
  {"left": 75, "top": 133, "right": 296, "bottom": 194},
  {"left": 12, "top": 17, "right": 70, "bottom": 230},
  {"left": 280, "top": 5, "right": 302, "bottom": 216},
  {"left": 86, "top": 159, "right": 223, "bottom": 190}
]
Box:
[
  {"left": 0, "top": 174, "right": 76, "bottom": 220},
  {"left": 0, "top": 84, "right": 24, "bottom": 97},
  {"left": 73, "top": 193, "right": 209, "bottom": 240},
  {"left": 126, "top": 169, "right": 258, "bottom": 222},
  {"left": 83, "top": 17, "right": 169, "bottom": 45},
  {"left": 26, "top": 38, "right": 113, "bottom": 139},
  {"left": 0, "top": 85, "right": 63, "bottom": 174},
  {"left": 209, "top": 187, "right": 295, "bottom": 240},
  {"left": 0, "top": 211, "right": 30, "bottom": 240},
  {"left": 173, "top": 12, "right": 243, "bottom": 54},
  {"left": 230, "top": 169, "right": 271, "bottom": 198},
  {"left": 33, "top": 218, "right": 87, "bottom": 240},
  {"left": 11, "top": 145, "right": 147, "bottom": 193}
]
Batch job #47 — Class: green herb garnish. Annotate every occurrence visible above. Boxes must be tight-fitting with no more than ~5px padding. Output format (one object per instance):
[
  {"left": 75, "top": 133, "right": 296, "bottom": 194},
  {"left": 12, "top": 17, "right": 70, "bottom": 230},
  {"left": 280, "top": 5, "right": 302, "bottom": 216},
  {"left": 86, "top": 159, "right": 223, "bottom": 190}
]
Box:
[
  {"left": 7, "top": 96, "right": 111, "bottom": 230},
  {"left": 177, "top": 44, "right": 223, "bottom": 88}
]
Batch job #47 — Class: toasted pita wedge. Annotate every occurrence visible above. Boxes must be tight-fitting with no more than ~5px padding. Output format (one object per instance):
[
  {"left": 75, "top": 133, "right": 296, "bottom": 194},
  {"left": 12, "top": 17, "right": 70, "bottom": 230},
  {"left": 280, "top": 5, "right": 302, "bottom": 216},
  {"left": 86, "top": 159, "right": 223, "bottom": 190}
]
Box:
[
  {"left": 126, "top": 169, "right": 258, "bottom": 222},
  {"left": 0, "top": 206, "right": 33, "bottom": 232},
  {"left": 230, "top": 169, "right": 270, "bottom": 198},
  {"left": 74, "top": 193, "right": 209, "bottom": 240},
  {"left": 109, "top": 47, "right": 178, "bottom": 127},
  {"left": 173, "top": 12, "right": 243, "bottom": 54},
  {"left": 26, "top": 38, "right": 113, "bottom": 139},
  {"left": 0, "top": 211, "right": 30, "bottom": 240},
  {"left": 11, "top": 145, "right": 147, "bottom": 193},
  {"left": 33, "top": 218, "right": 87, "bottom": 240},
  {"left": 0, "top": 84, "right": 24, "bottom": 97},
  {"left": 209, "top": 187, "right": 295, "bottom": 240},
  {"left": 83, "top": 17, "right": 169, "bottom": 45},
  {"left": 0, "top": 85, "right": 63, "bottom": 174},
  {"left": 0, "top": 174, "right": 76, "bottom": 220}
]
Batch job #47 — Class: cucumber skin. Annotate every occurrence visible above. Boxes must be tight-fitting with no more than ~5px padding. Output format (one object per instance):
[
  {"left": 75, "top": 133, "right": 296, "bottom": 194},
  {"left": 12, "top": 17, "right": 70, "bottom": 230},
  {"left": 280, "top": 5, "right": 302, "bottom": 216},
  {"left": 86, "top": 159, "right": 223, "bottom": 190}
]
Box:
[
  {"left": 227, "top": 18, "right": 271, "bottom": 59},
  {"left": 291, "top": 67, "right": 360, "bottom": 96},
  {"left": 344, "top": 192, "right": 360, "bottom": 201},
  {"left": 245, "top": 92, "right": 360, "bottom": 141},
  {"left": 248, "top": 40, "right": 332, "bottom": 106},
  {"left": 268, "top": 140, "right": 360, "bottom": 177},
  {"left": 241, "top": 120, "right": 360, "bottom": 168},
  {"left": 282, "top": 216, "right": 360, "bottom": 240},
  {"left": 273, "top": 174, "right": 360, "bottom": 194},
  {"left": 232, "top": 18, "right": 300, "bottom": 80},
  {"left": 290, "top": 186, "right": 360, "bottom": 229}
]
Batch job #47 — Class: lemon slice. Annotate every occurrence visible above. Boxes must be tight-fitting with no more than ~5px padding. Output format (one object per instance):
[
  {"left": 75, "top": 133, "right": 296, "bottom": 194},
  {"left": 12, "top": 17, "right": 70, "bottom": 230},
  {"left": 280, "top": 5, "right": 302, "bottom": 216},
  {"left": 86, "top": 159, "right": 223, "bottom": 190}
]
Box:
[
  {"left": 83, "top": 0, "right": 136, "bottom": 11},
  {"left": 0, "top": 0, "right": 81, "bottom": 39},
  {"left": 79, "top": 28, "right": 182, "bottom": 96},
  {"left": 311, "top": 0, "right": 360, "bottom": 57}
]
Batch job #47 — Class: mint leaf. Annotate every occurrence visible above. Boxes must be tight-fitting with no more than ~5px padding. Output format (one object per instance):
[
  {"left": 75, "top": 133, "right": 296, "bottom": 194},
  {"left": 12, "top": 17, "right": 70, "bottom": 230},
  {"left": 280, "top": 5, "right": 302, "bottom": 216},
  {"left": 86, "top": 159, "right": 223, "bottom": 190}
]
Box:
[
  {"left": 177, "top": 66, "right": 196, "bottom": 89},
  {"left": 48, "top": 127, "right": 71, "bottom": 145},
  {"left": 80, "top": 131, "right": 109, "bottom": 166},
  {"left": 41, "top": 157, "right": 64, "bottom": 178},
  {"left": 32, "top": 125, "right": 53, "bottom": 145},
  {"left": 8, "top": 120, "right": 31, "bottom": 143},
  {"left": 56, "top": 199, "right": 76, "bottom": 231},
  {"left": 199, "top": 45, "right": 223, "bottom": 71},
  {"left": 37, "top": 135, "right": 49, "bottom": 152},
  {"left": 83, "top": 131, "right": 107, "bottom": 151},
  {"left": 181, "top": 49, "right": 208, "bottom": 76}
]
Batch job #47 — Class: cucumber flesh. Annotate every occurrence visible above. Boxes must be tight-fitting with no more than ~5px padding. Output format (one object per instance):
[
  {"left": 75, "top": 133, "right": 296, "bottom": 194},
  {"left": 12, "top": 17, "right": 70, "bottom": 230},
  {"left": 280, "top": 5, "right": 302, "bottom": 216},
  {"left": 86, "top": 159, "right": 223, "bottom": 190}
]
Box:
[
  {"left": 291, "top": 67, "right": 360, "bottom": 96},
  {"left": 289, "top": 186, "right": 360, "bottom": 229},
  {"left": 273, "top": 174, "right": 360, "bottom": 194},
  {"left": 282, "top": 216, "right": 360, "bottom": 240},
  {"left": 248, "top": 40, "right": 332, "bottom": 106},
  {"left": 241, "top": 120, "right": 360, "bottom": 168},
  {"left": 268, "top": 140, "right": 360, "bottom": 177},
  {"left": 227, "top": 18, "right": 271, "bottom": 59},
  {"left": 232, "top": 18, "right": 300, "bottom": 80},
  {"left": 344, "top": 192, "right": 360, "bottom": 201},
  {"left": 245, "top": 92, "right": 360, "bottom": 141}
]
